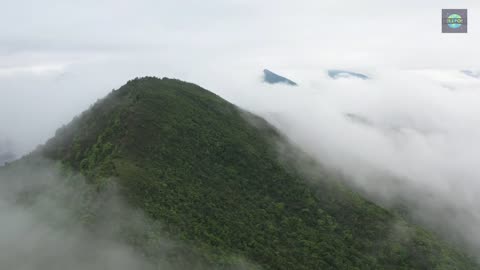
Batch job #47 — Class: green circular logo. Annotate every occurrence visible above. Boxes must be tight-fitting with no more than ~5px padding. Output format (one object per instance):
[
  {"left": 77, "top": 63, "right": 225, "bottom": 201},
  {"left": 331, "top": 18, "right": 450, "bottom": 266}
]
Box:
[{"left": 447, "top": 14, "right": 463, "bottom": 29}]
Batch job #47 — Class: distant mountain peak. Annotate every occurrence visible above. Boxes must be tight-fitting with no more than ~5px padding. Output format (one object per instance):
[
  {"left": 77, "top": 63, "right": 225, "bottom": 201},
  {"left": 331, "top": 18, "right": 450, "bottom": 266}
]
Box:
[
  {"left": 461, "top": 70, "right": 480, "bottom": 79},
  {"left": 263, "top": 69, "right": 297, "bottom": 86},
  {"left": 328, "top": 70, "right": 369, "bottom": 80}
]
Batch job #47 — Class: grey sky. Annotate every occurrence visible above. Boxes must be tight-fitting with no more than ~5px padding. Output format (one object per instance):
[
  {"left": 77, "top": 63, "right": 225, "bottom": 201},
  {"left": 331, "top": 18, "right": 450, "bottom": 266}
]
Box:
[{"left": 0, "top": 0, "right": 478, "bottom": 155}]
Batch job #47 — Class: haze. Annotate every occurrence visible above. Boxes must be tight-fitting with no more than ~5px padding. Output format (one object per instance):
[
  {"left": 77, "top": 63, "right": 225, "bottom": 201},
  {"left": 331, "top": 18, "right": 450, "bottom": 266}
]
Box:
[{"left": 2, "top": 0, "right": 480, "bottom": 262}]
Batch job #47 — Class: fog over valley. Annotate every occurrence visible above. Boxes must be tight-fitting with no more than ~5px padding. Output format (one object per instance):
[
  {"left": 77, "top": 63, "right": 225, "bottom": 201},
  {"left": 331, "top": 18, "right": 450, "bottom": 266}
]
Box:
[{"left": 2, "top": 0, "right": 480, "bottom": 268}]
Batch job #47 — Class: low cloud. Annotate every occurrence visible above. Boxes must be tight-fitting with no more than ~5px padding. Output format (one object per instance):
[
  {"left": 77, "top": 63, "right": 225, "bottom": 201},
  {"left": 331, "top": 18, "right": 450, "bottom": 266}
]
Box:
[
  {"left": 0, "top": 158, "right": 257, "bottom": 269},
  {"left": 1, "top": 0, "right": 480, "bottom": 262},
  {"left": 0, "top": 64, "right": 66, "bottom": 77}
]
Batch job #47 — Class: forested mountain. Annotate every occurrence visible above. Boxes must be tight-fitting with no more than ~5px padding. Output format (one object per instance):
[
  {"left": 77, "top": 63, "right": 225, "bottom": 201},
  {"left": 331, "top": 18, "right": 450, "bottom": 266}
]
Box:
[{"left": 3, "top": 77, "right": 478, "bottom": 269}]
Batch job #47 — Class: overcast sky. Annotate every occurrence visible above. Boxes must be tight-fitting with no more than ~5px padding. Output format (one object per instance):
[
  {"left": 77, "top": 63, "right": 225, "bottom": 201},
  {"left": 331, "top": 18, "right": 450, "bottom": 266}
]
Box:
[
  {"left": 1, "top": 0, "right": 479, "bottom": 151},
  {"left": 3, "top": 0, "right": 480, "bottom": 260}
]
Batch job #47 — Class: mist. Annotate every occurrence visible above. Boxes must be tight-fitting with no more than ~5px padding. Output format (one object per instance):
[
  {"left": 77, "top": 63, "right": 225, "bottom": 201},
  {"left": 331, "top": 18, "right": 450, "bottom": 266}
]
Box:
[
  {"left": 0, "top": 158, "right": 257, "bottom": 269},
  {"left": 2, "top": 0, "right": 480, "bottom": 263},
  {"left": 2, "top": 0, "right": 479, "bottom": 156}
]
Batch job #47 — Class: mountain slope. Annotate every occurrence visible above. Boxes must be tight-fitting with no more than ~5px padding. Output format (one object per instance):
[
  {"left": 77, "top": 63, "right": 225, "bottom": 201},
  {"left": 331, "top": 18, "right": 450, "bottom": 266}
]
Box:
[{"left": 36, "top": 77, "right": 478, "bottom": 269}]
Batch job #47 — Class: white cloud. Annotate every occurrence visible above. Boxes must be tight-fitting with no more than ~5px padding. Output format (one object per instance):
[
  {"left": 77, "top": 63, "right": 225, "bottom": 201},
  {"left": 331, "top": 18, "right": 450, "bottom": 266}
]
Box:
[
  {"left": 0, "top": 64, "right": 66, "bottom": 77},
  {"left": 2, "top": 0, "right": 480, "bottom": 258}
]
